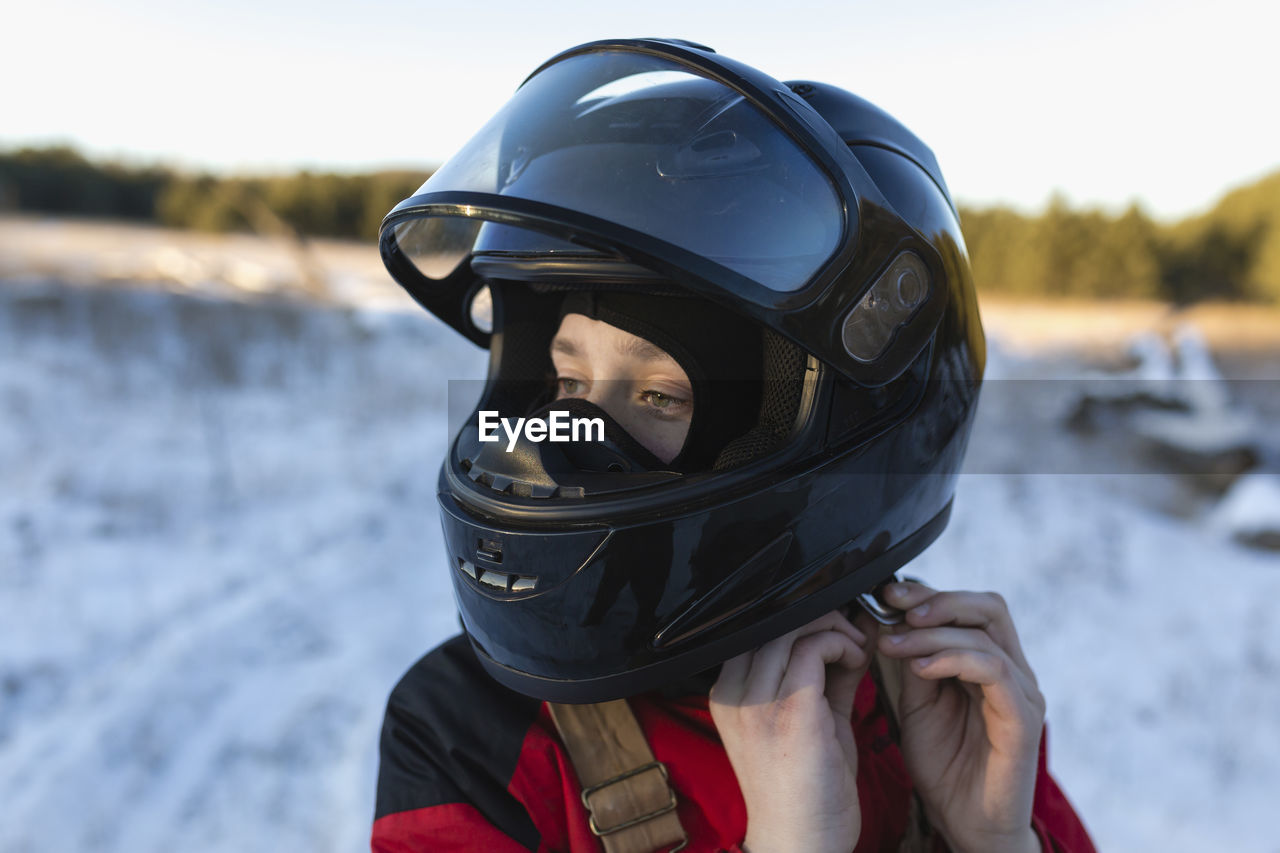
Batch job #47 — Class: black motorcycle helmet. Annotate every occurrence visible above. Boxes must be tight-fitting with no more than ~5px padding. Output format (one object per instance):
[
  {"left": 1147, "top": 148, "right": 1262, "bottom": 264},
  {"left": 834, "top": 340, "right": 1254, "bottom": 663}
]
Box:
[{"left": 379, "top": 38, "right": 985, "bottom": 703}]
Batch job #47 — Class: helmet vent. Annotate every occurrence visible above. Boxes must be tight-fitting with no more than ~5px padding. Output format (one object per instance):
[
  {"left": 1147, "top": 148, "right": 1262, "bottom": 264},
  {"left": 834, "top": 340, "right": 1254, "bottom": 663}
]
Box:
[
  {"left": 478, "top": 538, "right": 503, "bottom": 563},
  {"left": 458, "top": 558, "right": 539, "bottom": 595}
]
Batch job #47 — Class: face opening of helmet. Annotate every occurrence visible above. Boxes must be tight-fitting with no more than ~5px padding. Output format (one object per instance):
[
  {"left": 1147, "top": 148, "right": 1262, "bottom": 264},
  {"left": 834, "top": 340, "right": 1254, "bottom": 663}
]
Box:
[
  {"left": 450, "top": 259, "right": 813, "bottom": 506},
  {"left": 548, "top": 311, "right": 694, "bottom": 466}
]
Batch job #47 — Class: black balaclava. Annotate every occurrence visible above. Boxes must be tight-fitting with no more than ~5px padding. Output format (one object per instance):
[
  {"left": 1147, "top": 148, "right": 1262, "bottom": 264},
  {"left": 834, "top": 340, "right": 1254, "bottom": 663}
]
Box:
[{"left": 558, "top": 290, "right": 764, "bottom": 472}]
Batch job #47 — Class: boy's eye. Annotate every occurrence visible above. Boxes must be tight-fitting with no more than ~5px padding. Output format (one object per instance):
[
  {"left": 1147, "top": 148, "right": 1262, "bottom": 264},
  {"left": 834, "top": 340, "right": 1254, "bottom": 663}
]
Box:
[
  {"left": 558, "top": 377, "right": 584, "bottom": 396},
  {"left": 640, "top": 390, "right": 683, "bottom": 410}
]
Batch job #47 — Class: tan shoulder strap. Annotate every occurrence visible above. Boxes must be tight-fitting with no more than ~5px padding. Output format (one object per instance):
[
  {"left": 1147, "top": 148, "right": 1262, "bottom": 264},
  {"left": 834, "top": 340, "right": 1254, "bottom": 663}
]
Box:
[
  {"left": 873, "top": 652, "right": 937, "bottom": 853},
  {"left": 547, "top": 700, "right": 687, "bottom": 853}
]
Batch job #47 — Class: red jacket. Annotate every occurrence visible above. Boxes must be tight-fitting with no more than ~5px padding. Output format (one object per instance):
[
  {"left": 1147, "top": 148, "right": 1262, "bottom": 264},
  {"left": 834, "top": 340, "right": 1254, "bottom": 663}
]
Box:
[{"left": 373, "top": 635, "right": 1095, "bottom": 853}]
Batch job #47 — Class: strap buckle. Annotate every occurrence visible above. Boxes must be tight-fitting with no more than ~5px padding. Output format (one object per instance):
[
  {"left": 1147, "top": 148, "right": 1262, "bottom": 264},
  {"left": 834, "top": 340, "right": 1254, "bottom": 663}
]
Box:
[
  {"left": 580, "top": 760, "right": 681, "bottom": 840},
  {"left": 856, "top": 573, "right": 925, "bottom": 625}
]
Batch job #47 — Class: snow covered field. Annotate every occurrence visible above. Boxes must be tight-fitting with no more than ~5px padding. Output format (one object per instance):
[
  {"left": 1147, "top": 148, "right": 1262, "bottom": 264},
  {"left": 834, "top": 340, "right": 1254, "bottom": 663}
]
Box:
[
  {"left": 0, "top": 279, "right": 487, "bottom": 851},
  {"left": 1, "top": 222, "right": 1278, "bottom": 851}
]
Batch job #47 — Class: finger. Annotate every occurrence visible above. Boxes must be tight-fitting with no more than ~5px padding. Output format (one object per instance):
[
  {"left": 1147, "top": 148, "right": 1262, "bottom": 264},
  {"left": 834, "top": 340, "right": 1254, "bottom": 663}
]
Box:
[
  {"left": 880, "top": 625, "right": 1001, "bottom": 659},
  {"left": 909, "top": 649, "right": 1042, "bottom": 736},
  {"left": 900, "top": 590, "right": 1034, "bottom": 678},
  {"left": 741, "top": 610, "right": 865, "bottom": 704},
  {"left": 848, "top": 606, "right": 882, "bottom": 651},
  {"left": 710, "top": 650, "right": 753, "bottom": 707},
  {"left": 777, "top": 630, "right": 868, "bottom": 720},
  {"left": 878, "top": 625, "right": 1036, "bottom": 703},
  {"left": 887, "top": 626, "right": 942, "bottom": 713},
  {"left": 882, "top": 580, "right": 937, "bottom": 612}
]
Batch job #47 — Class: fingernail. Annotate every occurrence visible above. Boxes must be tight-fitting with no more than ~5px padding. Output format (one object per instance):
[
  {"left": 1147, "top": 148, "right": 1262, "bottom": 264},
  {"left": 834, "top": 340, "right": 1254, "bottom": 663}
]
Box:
[
  {"left": 890, "top": 583, "right": 911, "bottom": 599},
  {"left": 912, "top": 603, "right": 929, "bottom": 617},
  {"left": 885, "top": 633, "right": 904, "bottom": 645}
]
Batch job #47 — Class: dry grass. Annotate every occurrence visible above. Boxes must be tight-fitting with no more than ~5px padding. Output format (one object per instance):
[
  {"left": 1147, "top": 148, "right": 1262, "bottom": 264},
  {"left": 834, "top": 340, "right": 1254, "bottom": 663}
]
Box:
[{"left": 979, "top": 294, "right": 1280, "bottom": 359}]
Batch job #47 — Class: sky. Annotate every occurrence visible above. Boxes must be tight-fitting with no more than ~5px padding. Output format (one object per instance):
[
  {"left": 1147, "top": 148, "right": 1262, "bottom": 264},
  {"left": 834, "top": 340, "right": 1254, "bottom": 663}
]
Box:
[{"left": 4, "top": 0, "right": 1279, "bottom": 220}]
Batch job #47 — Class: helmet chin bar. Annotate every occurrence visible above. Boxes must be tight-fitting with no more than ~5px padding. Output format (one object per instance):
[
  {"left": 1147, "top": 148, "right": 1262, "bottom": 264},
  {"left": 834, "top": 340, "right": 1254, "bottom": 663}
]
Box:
[{"left": 463, "top": 501, "right": 953, "bottom": 703}]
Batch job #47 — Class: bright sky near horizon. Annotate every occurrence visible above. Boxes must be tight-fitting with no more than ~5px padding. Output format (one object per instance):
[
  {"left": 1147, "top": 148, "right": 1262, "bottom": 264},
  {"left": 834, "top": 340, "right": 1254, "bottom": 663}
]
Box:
[{"left": 5, "top": 0, "right": 1278, "bottom": 220}]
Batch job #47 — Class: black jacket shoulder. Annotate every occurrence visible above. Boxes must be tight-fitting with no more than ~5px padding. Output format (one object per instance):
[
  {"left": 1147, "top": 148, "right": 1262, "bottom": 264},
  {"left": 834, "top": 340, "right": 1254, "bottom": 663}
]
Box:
[{"left": 375, "top": 633, "right": 543, "bottom": 847}]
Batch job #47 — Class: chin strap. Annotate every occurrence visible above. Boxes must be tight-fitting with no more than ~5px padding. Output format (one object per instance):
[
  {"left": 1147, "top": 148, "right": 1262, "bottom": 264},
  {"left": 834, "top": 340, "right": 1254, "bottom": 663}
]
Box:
[
  {"left": 873, "top": 652, "right": 938, "bottom": 853},
  {"left": 548, "top": 700, "right": 688, "bottom": 853},
  {"left": 863, "top": 574, "right": 939, "bottom": 853}
]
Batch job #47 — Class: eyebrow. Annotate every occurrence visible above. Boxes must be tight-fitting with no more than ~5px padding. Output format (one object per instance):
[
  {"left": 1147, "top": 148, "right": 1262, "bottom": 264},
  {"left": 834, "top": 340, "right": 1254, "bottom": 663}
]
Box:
[
  {"left": 552, "top": 332, "right": 673, "bottom": 364},
  {"left": 550, "top": 336, "right": 579, "bottom": 358},
  {"left": 618, "top": 335, "right": 669, "bottom": 362}
]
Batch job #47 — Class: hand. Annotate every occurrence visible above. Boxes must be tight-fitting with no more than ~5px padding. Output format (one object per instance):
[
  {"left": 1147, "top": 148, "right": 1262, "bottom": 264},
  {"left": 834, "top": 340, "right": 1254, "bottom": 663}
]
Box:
[
  {"left": 877, "top": 582, "right": 1045, "bottom": 853},
  {"left": 709, "top": 610, "right": 875, "bottom": 853}
]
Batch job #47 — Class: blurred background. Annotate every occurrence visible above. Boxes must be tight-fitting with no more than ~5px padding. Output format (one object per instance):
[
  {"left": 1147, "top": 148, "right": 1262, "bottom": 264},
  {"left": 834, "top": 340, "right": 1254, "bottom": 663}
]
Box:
[{"left": 2, "top": 1, "right": 1278, "bottom": 850}]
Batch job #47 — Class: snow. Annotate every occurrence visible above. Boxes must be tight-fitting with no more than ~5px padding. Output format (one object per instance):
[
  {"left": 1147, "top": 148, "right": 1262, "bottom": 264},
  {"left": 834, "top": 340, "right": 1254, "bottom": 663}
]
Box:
[
  {"left": 1052, "top": 323, "right": 1264, "bottom": 487},
  {"left": 1210, "top": 474, "right": 1280, "bottom": 549},
  {"left": 0, "top": 279, "right": 486, "bottom": 851},
  {"left": 1, "top": 270, "right": 1278, "bottom": 851}
]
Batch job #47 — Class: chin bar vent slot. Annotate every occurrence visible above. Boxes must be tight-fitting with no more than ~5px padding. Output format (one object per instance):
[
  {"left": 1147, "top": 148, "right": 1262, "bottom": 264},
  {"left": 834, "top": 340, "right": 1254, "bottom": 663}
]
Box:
[
  {"left": 457, "top": 559, "right": 537, "bottom": 594},
  {"left": 477, "top": 538, "right": 503, "bottom": 563}
]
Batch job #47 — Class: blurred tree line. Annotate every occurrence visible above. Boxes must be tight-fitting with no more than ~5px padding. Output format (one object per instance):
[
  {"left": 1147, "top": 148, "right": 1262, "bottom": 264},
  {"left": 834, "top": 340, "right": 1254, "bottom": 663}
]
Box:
[
  {"left": 3, "top": 145, "right": 1279, "bottom": 303},
  {"left": 0, "top": 146, "right": 171, "bottom": 220},
  {"left": 959, "top": 174, "right": 1280, "bottom": 304},
  {"left": 0, "top": 146, "right": 424, "bottom": 242}
]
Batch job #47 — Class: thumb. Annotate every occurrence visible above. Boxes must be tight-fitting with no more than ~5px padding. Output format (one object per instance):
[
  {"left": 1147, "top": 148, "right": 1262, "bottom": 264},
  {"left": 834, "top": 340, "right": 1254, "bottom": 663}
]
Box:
[
  {"left": 826, "top": 648, "right": 871, "bottom": 721},
  {"left": 824, "top": 610, "right": 876, "bottom": 718}
]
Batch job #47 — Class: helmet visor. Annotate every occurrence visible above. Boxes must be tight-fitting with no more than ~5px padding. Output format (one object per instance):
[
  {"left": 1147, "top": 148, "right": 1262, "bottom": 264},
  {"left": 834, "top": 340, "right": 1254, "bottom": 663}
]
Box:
[{"left": 388, "top": 49, "right": 844, "bottom": 293}]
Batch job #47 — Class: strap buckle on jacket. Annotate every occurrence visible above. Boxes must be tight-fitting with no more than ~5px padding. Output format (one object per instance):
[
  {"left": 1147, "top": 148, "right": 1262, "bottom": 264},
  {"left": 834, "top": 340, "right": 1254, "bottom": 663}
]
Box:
[
  {"left": 581, "top": 760, "right": 680, "bottom": 839},
  {"left": 549, "top": 699, "right": 689, "bottom": 853}
]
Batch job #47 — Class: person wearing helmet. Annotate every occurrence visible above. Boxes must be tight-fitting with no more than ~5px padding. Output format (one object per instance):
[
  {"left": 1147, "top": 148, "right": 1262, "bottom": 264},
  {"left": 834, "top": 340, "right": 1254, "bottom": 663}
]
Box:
[{"left": 371, "top": 39, "right": 1094, "bottom": 852}]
